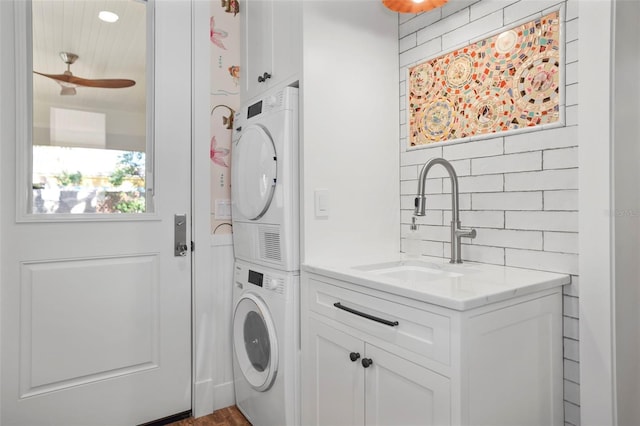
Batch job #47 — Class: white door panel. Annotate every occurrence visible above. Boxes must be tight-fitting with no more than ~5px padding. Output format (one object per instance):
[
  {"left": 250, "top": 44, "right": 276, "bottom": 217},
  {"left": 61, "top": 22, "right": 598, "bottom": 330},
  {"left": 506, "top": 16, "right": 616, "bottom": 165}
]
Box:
[{"left": 1, "top": 1, "right": 193, "bottom": 424}]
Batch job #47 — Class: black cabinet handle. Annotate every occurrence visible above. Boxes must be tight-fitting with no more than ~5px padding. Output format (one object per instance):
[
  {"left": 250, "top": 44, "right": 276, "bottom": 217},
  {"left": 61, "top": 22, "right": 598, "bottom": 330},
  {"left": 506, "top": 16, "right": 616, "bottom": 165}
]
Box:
[
  {"left": 257, "top": 72, "right": 272, "bottom": 83},
  {"left": 349, "top": 352, "right": 360, "bottom": 362},
  {"left": 362, "top": 358, "right": 373, "bottom": 368},
  {"left": 333, "top": 302, "right": 399, "bottom": 327}
]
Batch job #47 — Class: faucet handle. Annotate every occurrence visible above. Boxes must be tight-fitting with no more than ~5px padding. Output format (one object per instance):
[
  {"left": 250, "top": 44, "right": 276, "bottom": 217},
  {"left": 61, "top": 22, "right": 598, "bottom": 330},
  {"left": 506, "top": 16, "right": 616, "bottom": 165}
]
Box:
[{"left": 456, "top": 227, "right": 477, "bottom": 239}]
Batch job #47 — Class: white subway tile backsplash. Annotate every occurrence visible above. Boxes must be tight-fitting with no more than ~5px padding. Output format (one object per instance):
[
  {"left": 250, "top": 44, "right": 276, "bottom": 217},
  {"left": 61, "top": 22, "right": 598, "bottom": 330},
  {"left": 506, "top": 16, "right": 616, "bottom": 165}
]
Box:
[
  {"left": 444, "top": 209, "right": 506, "bottom": 228},
  {"left": 544, "top": 147, "right": 579, "bottom": 170},
  {"left": 401, "top": 146, "right": 443, "bottom": 166},
  {"left": 417, "top": 8, "right": 470, "bottom": 45},
  {"left": 473, "top": 228, "right": 543, "bottom": 250},
  {"left": 424, "top": 159, "right": 472, "bottom": 178},
  {"left": 443, "top": 138, "right": 503, "bottom": 160},
  {"left": 405, "top": 209, "right": 443, "bottom": 226},
  {"left": 399, "top": 9, "right": 442, "bottom": 38},
  {"left": 566, "top": 83, "right": 578, "bottom": 106},
  {"left": 504, "top": 126, "right": 578, "bottom": 153},
  {"left": 401, "top": 177, "right": 442, "bottom": 195},
  {"left": 400, "top": 33, "right": 417, "bottom": 53},
  {"left": 564, "top": 379, "right": 580, "bottom": 406},
  {"left": 565, "top": 105, "right": 578, "bottom": 126},
  {"left": 443, "top": 174, "right": 503, "bottom": 193},
  {"left": 563, "top": 295, "right": 579, "bottom": 319},
  {"left": 545, "top": 190, "right": 578, "bottom": 211},
  {"left": 563, "top": 316, "right": 580, "bottom": 340},
  {"left": 506, "top": 211, "right": 578, "bottom": 232},
  {"left": 565, "top": 17, "right": 579, "bottom": 42},
  {"left": 545, "top": 231, "right": 579, "bottom": 253},
  {"left": 564, "top": 275, "right": 579, "bottom": 297},
  {"left": 400, "top": 37, "right": 443, "bottom": 67},
  {"left": 505, "top": 168, "right": 578, "bottom": 191},
  {"left": 503, "top": 0, "right": 561, "bottom": 24},
  {"left": 420, "top": 240, "right": 446, "bottom": 257},
  {"left": 566, "top": 0, "right": 579, "bottom": 20},
  {"left": 566, "top": 40, "right": 578, "bottom": 64},
  {"left": 472, "top": 151, "right": 541, "bottom": 175},
  {"left": 442, "top": 10, "right": 503, "bottom": 50},
  {"left": 473, "top": 191, "right": 543, "bottom": 211},
  {"left": 564, "top": 338, "right": 580, "bottom": 362},
  {"left": 566, "top": 61, "right": 579, "bottom": 85},
  {"left": 470, "top": 0, "right": 517, "bottom": 21},
  {"left": 564, "top": 359, "right": 580, "bottom": 383},
  {"left": 505, "top": 248, "right": 578, "bottom": 274},
  {"left": 400, "top": 165, "right": 418, "bottom": 181},
  {"left": 424, "top": 193, "right": 471, "bottom": 210},
  {"left": 421, "top": 225, "right": 452, "bottom": 242},
  {"left": 459, "top": 243, "right": 505, "bottom": 265},
  {"left": 564, "top": 401, "right": 581, "bottom": 426},
  {"left": 441, "top": 0, "right": 479, "bottom": 18}
]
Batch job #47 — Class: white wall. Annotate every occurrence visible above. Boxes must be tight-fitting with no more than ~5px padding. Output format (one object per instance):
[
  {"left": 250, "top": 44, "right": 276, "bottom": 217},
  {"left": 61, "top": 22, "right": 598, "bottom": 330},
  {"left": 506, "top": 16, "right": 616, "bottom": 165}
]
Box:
[
  {"left": 578, "top": 1, "right": 614, "bottom": 425},
  {"left": 301, "top": 1, "right": 400, "bottom": 263},
  {"left": 397, "top": 1, "right": 580, "bottom": 424},
  {"left": 612, "top": 0, "right": 640, "bottom": 424}
]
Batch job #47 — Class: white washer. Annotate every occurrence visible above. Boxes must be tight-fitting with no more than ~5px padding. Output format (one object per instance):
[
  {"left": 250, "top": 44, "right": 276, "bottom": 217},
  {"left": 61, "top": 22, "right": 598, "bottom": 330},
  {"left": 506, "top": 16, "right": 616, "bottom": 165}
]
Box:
[
  {"left": 231, "top": 87, "right": 299, "bottom": 271},
  {"left": 232, "top": 260, "right": 300, "bottom": 426}
]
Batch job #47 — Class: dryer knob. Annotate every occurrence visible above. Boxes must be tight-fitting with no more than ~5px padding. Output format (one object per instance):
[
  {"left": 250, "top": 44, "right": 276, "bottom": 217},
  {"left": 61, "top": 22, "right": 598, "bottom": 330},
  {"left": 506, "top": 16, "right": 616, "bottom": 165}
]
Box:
[
  {"left": 265, "top": 95, "right": 277, "bottom": 107},
  {"left": 265, "top": 278, "right": 279, "bottom": 291}
]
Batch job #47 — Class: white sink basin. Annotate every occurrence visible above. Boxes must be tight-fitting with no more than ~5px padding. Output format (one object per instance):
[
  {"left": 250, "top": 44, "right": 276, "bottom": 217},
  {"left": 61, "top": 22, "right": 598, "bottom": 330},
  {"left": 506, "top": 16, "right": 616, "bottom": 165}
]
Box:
[{"left": 354, "top": 260, "right": 464, "bottom": 281}]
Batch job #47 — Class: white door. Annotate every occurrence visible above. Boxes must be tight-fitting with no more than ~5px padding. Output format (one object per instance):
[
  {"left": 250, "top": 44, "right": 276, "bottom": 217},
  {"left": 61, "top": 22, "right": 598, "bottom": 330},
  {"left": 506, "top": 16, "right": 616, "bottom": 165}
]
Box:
[
  {"left": 303, "top": 317, "right": 365, "bottom": 426},
  {"left": 364, "top": 344, "right": 451, "bottom": 426},
  {"left": 1, "top": 1, "right": 193, "bottom": 424}
]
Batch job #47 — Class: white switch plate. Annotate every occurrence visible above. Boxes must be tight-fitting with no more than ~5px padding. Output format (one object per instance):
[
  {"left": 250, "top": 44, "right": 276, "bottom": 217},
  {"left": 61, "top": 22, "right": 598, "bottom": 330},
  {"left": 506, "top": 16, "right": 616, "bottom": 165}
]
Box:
[
  {"left": 314, "top": 189, "right": 329, "bottom": 218},
  {"left": 214, "top": 199, "right": 232, "bottom": 219}
]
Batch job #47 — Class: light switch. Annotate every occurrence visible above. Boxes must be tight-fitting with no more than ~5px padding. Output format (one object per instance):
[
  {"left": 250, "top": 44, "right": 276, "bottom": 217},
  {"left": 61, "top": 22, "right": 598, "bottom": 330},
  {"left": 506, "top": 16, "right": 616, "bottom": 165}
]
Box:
[
  {"left": 214, "top": 199, "right": 232, "bottom": 219},
  {"left": 314, "top": 189, "right": 329, "bottom": 218}
]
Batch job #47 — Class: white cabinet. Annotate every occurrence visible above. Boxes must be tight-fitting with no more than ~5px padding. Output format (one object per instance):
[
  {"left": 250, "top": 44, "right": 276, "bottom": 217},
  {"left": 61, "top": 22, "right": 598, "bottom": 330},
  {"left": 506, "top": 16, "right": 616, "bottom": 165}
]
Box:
[
  {"left": 305, "top": 316, "right": 450, "bottom": 426},
  {"left": 240, "top": 0, "right": 301, "bottom": 102},
  {"left": 301, "top": 272, "right": 564, "bottom": 426}
]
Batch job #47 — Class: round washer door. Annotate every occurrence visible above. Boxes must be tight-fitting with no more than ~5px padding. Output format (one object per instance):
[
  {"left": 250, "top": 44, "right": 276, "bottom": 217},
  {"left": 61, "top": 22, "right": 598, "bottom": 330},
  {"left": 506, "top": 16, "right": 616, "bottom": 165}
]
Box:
[
  {"left": 233, "top": 293, "right": 278, "bottom": 392},
  {"left": 231, "top": 125, "right": 277, "bottom": 220}
]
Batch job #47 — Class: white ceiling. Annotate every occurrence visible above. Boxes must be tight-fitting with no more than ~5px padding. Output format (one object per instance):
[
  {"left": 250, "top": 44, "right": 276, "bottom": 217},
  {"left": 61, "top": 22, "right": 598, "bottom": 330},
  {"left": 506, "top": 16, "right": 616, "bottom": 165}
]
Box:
[{"left": 32, "top": 0, "right": 147, "bottom": 113}]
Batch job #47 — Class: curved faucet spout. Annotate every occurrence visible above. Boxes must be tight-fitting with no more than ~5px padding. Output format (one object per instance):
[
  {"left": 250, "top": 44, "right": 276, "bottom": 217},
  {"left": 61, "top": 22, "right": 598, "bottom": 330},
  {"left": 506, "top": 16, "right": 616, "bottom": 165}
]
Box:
[
  {"left": 415, "top": 158, "right": 459, "bottom": 221},
  {"left": 414, "top": 157, "right": 475, "bottom": 263}
]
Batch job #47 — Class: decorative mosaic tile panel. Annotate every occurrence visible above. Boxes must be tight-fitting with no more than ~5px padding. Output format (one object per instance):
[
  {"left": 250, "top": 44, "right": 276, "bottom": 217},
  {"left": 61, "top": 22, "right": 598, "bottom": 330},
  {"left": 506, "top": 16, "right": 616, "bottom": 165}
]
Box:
[{"left": 408, "top": 11, "right": 561, "bottom": 147}]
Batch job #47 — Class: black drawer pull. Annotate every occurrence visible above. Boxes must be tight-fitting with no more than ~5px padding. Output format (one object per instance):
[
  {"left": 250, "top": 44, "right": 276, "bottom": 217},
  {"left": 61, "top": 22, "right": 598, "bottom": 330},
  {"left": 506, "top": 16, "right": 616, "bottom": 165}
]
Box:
[{"left": 333, "top": 302, "right": 399, "bottom": 327}]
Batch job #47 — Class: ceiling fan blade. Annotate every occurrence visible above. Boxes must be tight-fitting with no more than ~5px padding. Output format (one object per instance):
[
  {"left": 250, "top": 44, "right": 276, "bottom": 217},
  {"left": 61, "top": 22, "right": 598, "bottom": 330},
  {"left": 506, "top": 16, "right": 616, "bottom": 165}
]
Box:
[{"left": 33, "top": 71, "right": 136, "bottom": 89}]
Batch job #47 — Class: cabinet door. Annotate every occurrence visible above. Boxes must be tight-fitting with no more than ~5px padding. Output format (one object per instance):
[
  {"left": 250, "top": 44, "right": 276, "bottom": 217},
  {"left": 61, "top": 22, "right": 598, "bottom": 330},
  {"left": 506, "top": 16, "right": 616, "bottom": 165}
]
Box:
[
  {"left": 364, "top": 344, "right": 451, "bottom": 426},
  {"left": 241, "top": 0, "right": 272, "bottom": 101},
  {"left": 270, "top": 0, "right": 301, "bottom": 88},
  {"left": 303, "top": 317, "right": 365, "bottom": 426}
]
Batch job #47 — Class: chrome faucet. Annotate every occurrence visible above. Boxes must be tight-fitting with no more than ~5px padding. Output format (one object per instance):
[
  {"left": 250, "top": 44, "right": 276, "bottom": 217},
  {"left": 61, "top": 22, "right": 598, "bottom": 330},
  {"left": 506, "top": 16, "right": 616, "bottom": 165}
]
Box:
[{"left": 415, "top": 157, "right": 476, "bottom": 263}]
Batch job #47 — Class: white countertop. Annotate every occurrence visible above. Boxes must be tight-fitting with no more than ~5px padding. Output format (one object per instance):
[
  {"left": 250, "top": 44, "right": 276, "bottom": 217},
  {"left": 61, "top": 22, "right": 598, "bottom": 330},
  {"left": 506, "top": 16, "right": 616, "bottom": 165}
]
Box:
[{"left": 302, "top": 254, "right": 571, "bottom": 311}]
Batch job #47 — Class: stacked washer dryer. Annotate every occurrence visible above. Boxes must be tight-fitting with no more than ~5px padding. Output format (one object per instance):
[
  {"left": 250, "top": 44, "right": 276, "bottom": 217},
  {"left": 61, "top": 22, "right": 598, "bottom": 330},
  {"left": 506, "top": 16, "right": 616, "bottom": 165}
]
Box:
[{"left": 230, "top": 86, "right": 300, "bottom": 426}]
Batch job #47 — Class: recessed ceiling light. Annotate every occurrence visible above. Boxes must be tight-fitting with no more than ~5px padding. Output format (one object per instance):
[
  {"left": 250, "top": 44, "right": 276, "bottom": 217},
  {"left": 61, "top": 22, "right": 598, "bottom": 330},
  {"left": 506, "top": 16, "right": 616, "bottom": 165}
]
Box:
[{"left": 98, "top": 10, "right": 119, "bottom": 23}]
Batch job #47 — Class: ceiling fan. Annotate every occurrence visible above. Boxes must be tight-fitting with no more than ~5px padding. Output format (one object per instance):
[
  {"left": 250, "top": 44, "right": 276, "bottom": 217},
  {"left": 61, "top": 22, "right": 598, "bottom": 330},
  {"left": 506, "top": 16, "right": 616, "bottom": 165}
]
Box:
[{"left": 33, "top": 52, "right": 136, "bottom": 96}]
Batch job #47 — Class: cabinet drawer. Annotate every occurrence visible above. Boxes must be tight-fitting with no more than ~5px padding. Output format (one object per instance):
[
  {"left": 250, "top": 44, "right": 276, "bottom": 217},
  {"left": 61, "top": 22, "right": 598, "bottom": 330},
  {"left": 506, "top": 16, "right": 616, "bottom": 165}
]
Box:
[{"left": 307, "top": 277, "right": 451, "bottom": 366}]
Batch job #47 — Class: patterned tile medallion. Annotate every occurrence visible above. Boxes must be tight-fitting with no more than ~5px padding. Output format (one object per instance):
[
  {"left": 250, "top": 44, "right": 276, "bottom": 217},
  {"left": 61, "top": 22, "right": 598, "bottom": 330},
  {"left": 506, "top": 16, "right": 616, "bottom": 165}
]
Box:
[{"left": 408, "top": 11, "right": 561, "bottom": 146}]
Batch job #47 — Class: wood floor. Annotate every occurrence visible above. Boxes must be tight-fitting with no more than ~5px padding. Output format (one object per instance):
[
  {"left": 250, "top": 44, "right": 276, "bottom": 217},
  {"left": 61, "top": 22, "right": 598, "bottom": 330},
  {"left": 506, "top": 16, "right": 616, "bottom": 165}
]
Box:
[{"left": 168, "top": 406, "right": 251, "bottom": 426}]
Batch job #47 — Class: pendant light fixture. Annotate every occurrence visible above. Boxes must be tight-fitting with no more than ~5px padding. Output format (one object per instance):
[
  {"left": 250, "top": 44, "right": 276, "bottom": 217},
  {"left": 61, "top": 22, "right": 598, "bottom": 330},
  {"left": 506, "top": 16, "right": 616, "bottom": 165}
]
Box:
[{"left": 382, "top": 0, "right": 448, "bottom": 14}]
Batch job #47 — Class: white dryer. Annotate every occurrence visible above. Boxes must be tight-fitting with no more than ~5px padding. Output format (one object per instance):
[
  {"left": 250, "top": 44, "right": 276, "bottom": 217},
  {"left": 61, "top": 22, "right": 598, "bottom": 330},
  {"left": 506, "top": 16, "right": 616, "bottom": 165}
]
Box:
[
  {"left": 231, "top": 87, "right": 299, "bottom": 271},
  {"left": 232, "top": 260, "right": 300, "bottom": 426}
]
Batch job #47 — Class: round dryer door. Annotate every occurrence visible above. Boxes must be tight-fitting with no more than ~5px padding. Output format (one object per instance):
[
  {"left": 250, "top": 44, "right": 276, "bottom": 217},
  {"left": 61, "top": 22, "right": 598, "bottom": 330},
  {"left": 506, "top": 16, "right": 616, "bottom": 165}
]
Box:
[
  {"left": 231, "top": 125, "right": 277, "bottom": 220},
  {"left": 233, "top": 293, "right": 278, "bottom": 391}
]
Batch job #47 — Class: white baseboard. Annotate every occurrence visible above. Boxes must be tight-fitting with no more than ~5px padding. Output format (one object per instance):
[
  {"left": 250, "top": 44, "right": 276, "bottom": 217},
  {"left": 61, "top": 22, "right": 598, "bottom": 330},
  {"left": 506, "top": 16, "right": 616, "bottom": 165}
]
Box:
[
  {"left": 193, "top": 379, "right": 215, "bottom": 418},
  {"left": 213, "top": 380, "right": 236, "bottom": 411}
]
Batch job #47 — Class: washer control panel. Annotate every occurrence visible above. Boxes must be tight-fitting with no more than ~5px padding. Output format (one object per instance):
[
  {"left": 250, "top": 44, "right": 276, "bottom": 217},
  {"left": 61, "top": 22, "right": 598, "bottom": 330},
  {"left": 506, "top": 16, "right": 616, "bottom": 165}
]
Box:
[{"left": 234, "top": 261, "right": 293, "bottom": 295}]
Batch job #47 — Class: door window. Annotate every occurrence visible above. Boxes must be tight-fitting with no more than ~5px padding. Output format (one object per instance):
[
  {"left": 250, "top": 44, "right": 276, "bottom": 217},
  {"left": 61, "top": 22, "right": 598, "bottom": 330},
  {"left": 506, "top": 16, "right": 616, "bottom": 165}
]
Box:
[{"left": 28, "top": 0, "right": 152, "bottom": 216}]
